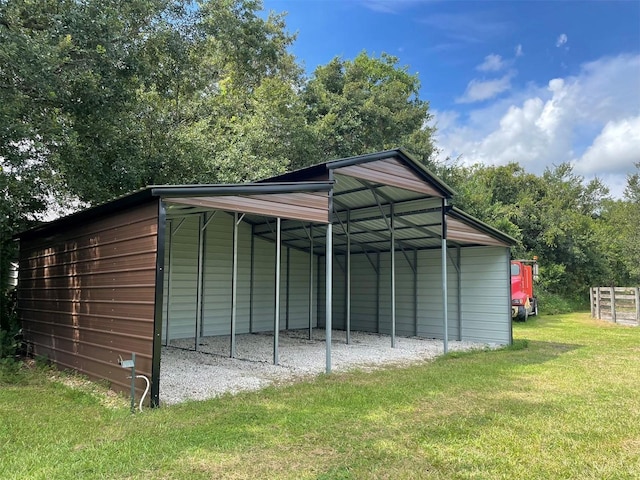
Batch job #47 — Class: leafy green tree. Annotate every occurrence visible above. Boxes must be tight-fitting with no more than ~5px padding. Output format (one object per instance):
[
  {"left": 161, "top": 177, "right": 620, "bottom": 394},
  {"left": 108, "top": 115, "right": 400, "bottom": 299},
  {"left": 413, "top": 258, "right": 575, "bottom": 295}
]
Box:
[
  {"left": 301, "top": 52, "right": 435, "bottom": 167},
  {"left": 440, "top": 160, "right": 615, "bottom": 299}
]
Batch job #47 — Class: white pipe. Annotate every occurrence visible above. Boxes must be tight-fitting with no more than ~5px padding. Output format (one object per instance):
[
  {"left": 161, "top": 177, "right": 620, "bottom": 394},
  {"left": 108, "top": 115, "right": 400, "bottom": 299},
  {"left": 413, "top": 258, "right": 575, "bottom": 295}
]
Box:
[{"left": 136, "top": 375, "right": 150, "bottom": 412}]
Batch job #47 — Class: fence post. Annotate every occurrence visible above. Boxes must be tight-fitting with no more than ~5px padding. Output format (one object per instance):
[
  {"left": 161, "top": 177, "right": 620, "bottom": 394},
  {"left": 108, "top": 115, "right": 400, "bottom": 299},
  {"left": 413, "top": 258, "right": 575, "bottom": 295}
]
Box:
[
  {"left": 635, "top": 287, "right": 640, "bottom": 325},
  {"left": 590, "top": 288, "right": 594, "bottom": 318},
  {"left": 596, "top": 287, "right": 601, "bottom": 319},
  {"left": 610, "top": 286, "right": 616, "bottom": 323}
]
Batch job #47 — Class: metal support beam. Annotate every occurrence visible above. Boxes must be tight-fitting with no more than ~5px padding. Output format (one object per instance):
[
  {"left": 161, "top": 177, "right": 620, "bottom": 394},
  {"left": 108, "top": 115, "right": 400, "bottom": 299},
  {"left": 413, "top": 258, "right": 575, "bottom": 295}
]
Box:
[
  {"left": 309, "top": 224, "right": 314, "bottom": 340},
  {"left": 194, "top": 213, "right": 205, "bottom": 352},
  {"left": 325, "top": 223, "right": 333, "bottom": 374},
  {"left": 346, "top": 210, "right": 351, "bottom": 345},
  {"left": 457, "top": 246, "right": 462, "bottom": 341},
  {"left": 441, "top": 200, "right": 449, "bottom": 354},
  {"left": 376, "top": 252, "right": 380, "bottom": 333},
  {"left": 414, "top": 249, "right": 418, "bottom": 337},
  {"left": 286, "top": 247, "right": 290, "bottom": 330},
  {"left": 230, "top": 212, "right": 239, "bottom": 358},
  {"left": 249, "top": 224, "right": 255, "bottom": 333},
  {"left": 391, "top": 203, "right": 396, "bottom": 348},
  {"left": 164, "top": 221, "right": 173, "bottom": 346},
  {"left": 274, "top": 217, "right": 281, "bottom": 365}
]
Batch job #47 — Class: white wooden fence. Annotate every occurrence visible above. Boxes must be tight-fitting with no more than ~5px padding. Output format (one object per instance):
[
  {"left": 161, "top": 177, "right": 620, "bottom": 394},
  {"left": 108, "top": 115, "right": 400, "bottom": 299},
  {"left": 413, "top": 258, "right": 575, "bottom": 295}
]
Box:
[{"left": 590, "top": 287, "right": 640, "bottom": 326}]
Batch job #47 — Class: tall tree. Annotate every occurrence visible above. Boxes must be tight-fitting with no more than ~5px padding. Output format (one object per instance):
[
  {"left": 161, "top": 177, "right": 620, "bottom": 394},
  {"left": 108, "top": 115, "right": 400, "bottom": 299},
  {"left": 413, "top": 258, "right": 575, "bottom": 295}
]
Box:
[{"left": 301, "top": 52, "right": 435, "bottom": 167}]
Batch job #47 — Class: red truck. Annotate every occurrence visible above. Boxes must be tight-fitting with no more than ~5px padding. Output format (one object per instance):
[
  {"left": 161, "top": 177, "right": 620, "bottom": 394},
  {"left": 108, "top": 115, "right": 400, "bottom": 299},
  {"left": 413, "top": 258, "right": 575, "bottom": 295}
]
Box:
[{"left": 511, "top": 257, "right": 539, "bottom": 321}]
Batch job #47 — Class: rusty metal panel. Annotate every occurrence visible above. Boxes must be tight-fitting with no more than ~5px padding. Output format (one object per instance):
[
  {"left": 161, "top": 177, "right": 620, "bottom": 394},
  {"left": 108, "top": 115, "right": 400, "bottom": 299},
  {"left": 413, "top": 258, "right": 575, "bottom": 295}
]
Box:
[
  {"left": 165, "top": 191, "right": 330, "bottom": 223},
  {"left": 17, "top": 200, "right": 159, "bottom": 399},
  {"left": 337, "top": 158, "right": 444, "bottom": 196}
]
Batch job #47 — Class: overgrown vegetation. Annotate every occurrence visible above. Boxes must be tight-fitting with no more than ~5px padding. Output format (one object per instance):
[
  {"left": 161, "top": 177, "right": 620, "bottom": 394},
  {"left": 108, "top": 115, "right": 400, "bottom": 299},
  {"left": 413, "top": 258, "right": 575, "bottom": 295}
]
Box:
[
  {"left": 1, "top": 0, "right": 639, "bottom": 345},
  {"left": 1, "top": 313, "right": 639, "bottom": 478}
]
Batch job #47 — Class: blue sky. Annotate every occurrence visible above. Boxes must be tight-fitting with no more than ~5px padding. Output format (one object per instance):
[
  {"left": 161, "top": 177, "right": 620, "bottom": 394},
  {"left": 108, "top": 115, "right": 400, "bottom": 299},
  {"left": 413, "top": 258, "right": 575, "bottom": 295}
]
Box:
[{"left": 262, "top": 0, "right": 640, "bottom": 198}]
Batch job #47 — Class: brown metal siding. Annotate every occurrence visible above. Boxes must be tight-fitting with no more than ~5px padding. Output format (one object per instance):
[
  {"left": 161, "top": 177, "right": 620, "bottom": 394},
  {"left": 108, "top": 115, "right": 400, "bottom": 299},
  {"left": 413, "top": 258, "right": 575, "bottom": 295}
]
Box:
[
  {"left": 337, "top": 158, "right": 444, "bottom": 196},
  {"left": 446, "top": 217, "right": 510, "bottom": 247},
  {"left": 165, "top": 191, "right": 330, "bottom": 223},
  {"left": 17, "top": 200, "right": 159, "bottom": 398}
]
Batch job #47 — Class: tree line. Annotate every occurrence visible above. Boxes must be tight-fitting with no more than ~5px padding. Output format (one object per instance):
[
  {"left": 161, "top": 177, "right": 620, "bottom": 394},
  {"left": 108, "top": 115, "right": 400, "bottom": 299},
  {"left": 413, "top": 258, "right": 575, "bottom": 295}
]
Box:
[{"left": 1, "top": 0, "right": 638, "bottom": 336}]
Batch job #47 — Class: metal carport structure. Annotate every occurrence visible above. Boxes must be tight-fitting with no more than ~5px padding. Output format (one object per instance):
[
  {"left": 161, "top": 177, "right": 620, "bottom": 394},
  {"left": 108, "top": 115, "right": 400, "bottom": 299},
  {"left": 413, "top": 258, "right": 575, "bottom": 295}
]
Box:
[{"left": 16, "top": 148, "right": 515, "bottom": 407}]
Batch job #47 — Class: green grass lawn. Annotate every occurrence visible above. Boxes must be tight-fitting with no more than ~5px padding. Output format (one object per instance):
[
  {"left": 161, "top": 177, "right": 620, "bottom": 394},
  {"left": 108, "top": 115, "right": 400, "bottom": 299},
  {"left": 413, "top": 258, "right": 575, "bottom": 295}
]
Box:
[{"left": 1, "top": 312, "right": 639, "bottom": 479}]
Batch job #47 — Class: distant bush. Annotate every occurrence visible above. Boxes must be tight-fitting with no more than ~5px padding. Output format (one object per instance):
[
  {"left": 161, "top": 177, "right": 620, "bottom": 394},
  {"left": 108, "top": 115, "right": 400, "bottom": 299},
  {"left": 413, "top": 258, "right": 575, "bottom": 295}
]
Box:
[
  {"left": 0, "top": 290, "right": 19, "bottom": 359},
  {"left": 537, "top": 287, "right": 588, "bottom": 315}
]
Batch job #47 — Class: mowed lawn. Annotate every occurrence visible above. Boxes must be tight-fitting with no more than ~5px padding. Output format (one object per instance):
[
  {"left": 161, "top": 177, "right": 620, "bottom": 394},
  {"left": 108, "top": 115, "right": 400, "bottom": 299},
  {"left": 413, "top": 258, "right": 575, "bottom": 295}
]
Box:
[{"left": 1, "top": 312, "right": 639, "bottom": 479}]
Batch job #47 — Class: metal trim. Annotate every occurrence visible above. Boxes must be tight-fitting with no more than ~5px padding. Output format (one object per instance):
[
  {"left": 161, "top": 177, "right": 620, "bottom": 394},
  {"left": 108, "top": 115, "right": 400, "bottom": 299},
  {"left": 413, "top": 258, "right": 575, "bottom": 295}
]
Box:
[
  {"left": 151, "top": 182, "right": 333, "bottom": 198},
  {"left": 151, "top": 199, "right": 166, "bottom": 407}
]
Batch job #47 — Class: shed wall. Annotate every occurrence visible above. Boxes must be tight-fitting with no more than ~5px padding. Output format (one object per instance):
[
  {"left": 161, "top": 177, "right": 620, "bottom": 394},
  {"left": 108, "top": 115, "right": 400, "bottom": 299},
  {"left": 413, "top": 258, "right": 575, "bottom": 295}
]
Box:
[
  {"left": 319, "top": 246, "right": 510, "bottom": 344},
  {"left": 459, "top": 246, "right": 511, "bottom": 344},
  {"left": 17, "top": 201, "right": 159, "bottom": 397},
  {"left": 163, "top": 213, "right": 318, "bottom": 341}
]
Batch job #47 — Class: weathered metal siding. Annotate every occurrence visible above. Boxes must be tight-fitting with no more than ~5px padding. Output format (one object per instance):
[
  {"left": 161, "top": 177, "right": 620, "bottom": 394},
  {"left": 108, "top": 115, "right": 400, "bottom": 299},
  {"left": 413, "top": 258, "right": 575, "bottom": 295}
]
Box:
[{"left": 18, "top": 201, "right": 159, "bottom": 397}]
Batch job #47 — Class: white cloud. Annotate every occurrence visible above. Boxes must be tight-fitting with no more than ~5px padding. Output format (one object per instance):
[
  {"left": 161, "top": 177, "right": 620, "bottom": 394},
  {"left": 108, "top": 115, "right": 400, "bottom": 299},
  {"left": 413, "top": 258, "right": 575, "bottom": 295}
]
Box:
[
  {"left": 574, "top": 117, "right": 640, "bottom": 175},
  {"left": 515, "top": 44, "right": 523, "bottom": 57},
  {"left": 477, "top": 54, "right": 505, "bottom": 72},
  {"left": 556, "top": 33, "right": 568, "bottom": 47},
  {"left": 456, "top": 72, "right": 514, "bottom": 103},
  {"left": 433, "top": 54, "right": 640, "bottom": 197}
]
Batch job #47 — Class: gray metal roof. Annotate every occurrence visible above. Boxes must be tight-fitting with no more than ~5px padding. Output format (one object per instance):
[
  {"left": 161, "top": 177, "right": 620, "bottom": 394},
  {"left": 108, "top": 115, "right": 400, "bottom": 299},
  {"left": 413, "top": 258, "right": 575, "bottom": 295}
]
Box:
[{"left": 18, "top": 148, "right": 516, "bottom": 249}]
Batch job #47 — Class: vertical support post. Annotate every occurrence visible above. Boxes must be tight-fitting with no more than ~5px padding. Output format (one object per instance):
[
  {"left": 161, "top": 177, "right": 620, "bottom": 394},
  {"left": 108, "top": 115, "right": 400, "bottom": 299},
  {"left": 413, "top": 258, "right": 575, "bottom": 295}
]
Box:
[
  {"left": 376, "top": 252, "right": 380, "bottom": 333},
  {"left": 589, "top": 287, "right": 594, "bottom": 318},
  {"left": 150, "top": 199, "right": 166, "bottom": 408},
  {"left": 249, "top": 225, "right": 255, "bottom": 333},
  {"left": 457, "top": 246, "right": 462, "bottom": 341},
  {"left": 325, "top": 223, "right": 333, "bottom": 373},
  {"left": 611, "top": 286, "right": 616, "bottom": 323},
  {"left": 230, "top": 212, "right": 239, "bottom": 358},
  {"left": 309, "top": 224, "right": 314, "bottom": 340},
  {"left": 286, "top": 247, "right": 290, "bottom": 330},
  {"left": 414, "top": 249, "right": 418, "bottom": 337},
  {"left": 596, "top": 287, "right": 601, "bottom": 319},
  {"left": 635, "top": 287, "right": 640, "bottom": 325},
  {"left": 441, "top": 200, "right": 449, "bottom": 354},
  {"left": 390, "top": 203, "right": 396, "bottom": 348},
  {"left": 274, "top": 217, "right": 281, "bottom": 365},
  {"left": 346, "top": 210, "right": 351, "bottom": 345},
  {"left": 164, "top": 221, "right": 173, "bottom": 346},
  {"left": 194, "top": 213, "right": 205, "bottom": 352}
]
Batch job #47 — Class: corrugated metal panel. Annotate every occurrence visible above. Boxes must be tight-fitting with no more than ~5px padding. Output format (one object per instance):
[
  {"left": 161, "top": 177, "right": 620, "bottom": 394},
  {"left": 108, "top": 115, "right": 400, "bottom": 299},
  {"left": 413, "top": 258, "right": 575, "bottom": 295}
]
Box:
[
  {"left": 350, "top": 254, "right": 378, "bottom": 332},
  {"left": 202, "top": 213, "right": 233, "bottom": 337},
  {"left": 416, "top": 249, "right": 460, "bottom": 340},
  {"left": 18, "top": 200, "right": 158, "bottom": 398},
  {"left": 286, "top": 248, "right": 317, "bottom": 329},
  {"left": 165, "top": 191, "right": 329, "bottom": 223},
  {"left": 375, "top": 251, "right": 417, "bottom": 337},
  {"left": 447, "top": 217, "right": 511, "bottom": 247},
  {"left": 317, "top": 253, "right": 346, "bottom": 330},
  {"left": 459, "top": 246, "right": 510, "bottom": 344},
  {"left": 164, "top": 215, "right": 199, "bottom": 341},
  {"left": 336, "top": 158, "right": 445, "bottom": 196},
  {"left": 252, "top": 236, "right": 277, "bottom": 332}
]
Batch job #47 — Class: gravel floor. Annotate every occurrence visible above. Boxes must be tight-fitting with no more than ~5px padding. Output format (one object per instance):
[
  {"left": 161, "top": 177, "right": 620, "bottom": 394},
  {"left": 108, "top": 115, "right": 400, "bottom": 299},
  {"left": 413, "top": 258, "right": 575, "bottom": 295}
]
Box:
[{"left": 159, "top": 329, "right": 495, "bottom": 405}]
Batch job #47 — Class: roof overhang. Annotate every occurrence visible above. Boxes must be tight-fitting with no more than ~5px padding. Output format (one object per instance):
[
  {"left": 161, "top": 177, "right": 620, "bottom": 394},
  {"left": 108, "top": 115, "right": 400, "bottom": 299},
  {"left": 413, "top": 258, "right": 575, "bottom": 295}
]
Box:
[{"left": 16, "top": 149, "right": 515, "bottom": 250}]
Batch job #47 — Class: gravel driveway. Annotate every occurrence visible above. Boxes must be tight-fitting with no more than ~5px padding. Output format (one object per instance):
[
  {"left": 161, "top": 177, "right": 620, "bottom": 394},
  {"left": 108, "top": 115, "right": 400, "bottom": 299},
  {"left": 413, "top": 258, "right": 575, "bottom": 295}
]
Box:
[{"left": 159, "top": 329, "right": 493, "bottom": 405}]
